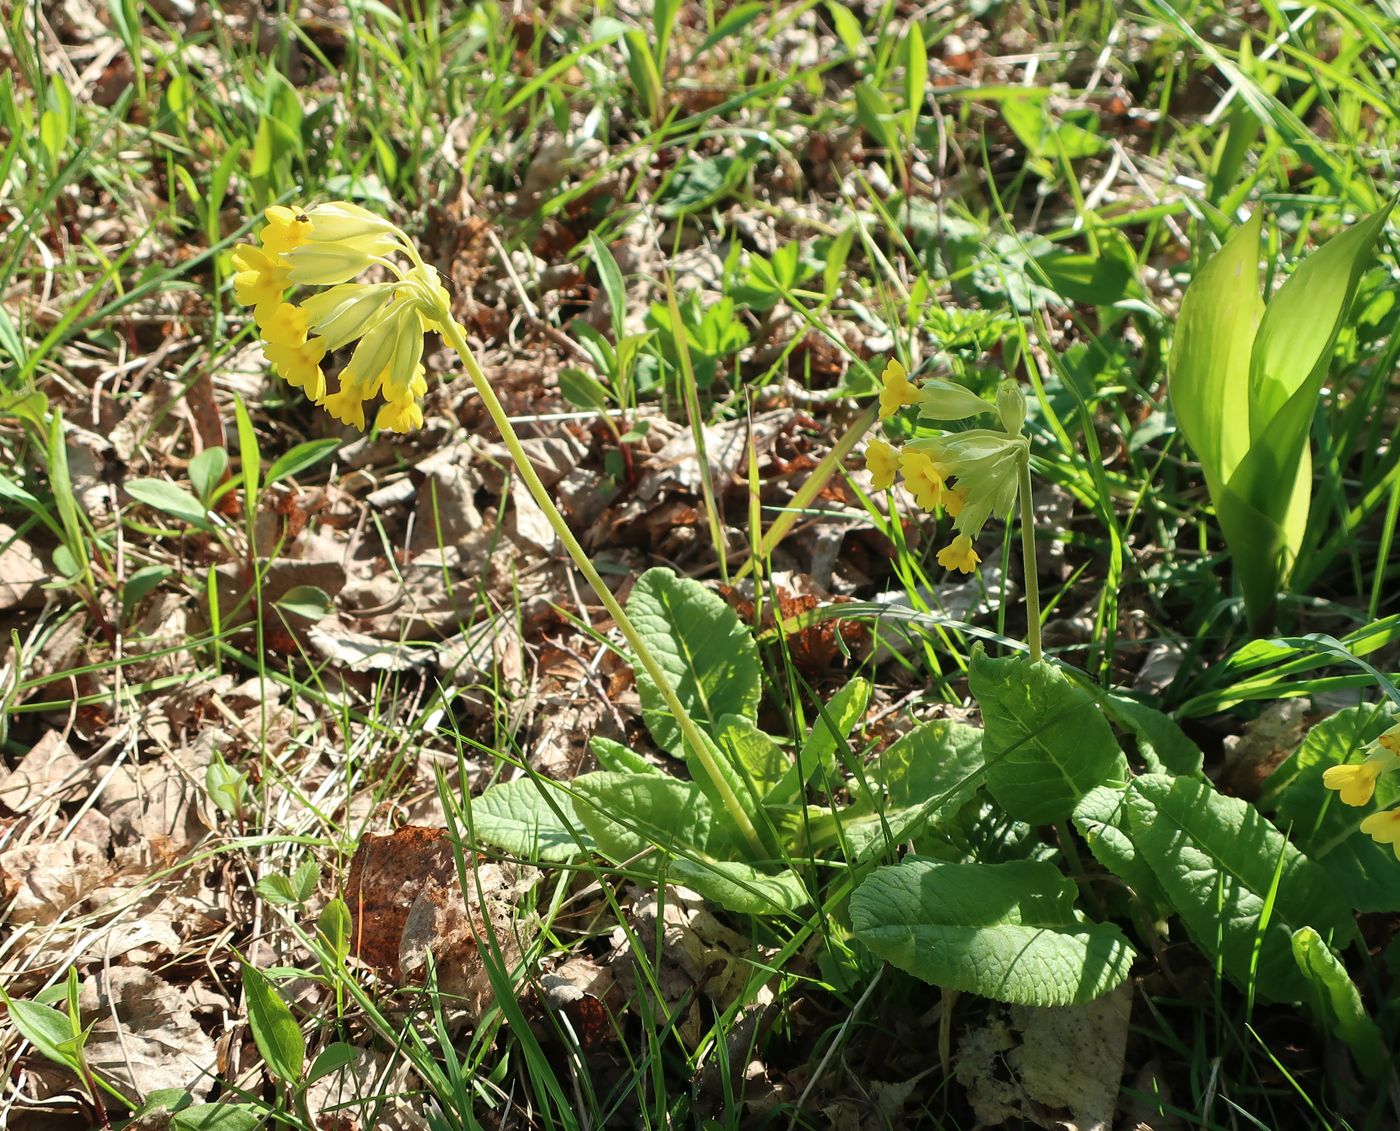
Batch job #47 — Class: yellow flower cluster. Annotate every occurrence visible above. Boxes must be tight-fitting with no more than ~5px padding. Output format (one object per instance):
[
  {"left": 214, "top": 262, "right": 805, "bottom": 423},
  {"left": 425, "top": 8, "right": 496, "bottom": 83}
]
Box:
[
  {"left": 1322, "top": 722, "right": 1400, "bottom": 855},
  {"left": 863, "top": 359, "right": 1028, "bottom": 574},
  {"left": 231, "top": 202, "right": 453, "bottom": 433}
]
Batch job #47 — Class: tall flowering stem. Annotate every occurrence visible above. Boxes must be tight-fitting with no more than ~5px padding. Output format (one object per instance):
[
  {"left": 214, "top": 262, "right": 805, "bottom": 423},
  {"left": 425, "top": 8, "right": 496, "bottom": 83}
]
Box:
[
  {"left": 1017, "top": 457, "right": 1042, "bottom": 663},
  {"left": 231, "top": 202, "right": 765, "bottom": 857},
  {"left": 435, "top": 317, "right": 767, "bottom": 857}
]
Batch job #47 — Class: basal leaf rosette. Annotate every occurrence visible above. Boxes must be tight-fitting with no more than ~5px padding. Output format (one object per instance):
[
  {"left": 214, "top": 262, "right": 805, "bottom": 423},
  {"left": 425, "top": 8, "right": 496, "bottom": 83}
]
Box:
[{"left": 231, "top": 202, "right": 457, "bottom": 433}]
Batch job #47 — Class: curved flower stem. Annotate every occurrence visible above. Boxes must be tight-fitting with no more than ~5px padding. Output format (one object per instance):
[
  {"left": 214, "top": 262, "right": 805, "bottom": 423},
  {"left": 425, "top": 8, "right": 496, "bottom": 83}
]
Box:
[
  {"left": 439, "top": 319, "right": 766, "bottom": 857},
  {"left": 1018, "top": 457, "right": 1042, "bottom": 664}
]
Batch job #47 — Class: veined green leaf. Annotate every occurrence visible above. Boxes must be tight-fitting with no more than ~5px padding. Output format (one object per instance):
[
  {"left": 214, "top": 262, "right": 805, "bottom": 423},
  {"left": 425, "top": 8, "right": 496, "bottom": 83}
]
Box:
[
  {"left": 1125, "top": 774, "right": 1354, "bottom": 1002},
  {"left": 970, "top": 648, "right": 1127, "bottom": 824},
  {"left": 572, "top": 772, "right": 722, "bottom": 859},
  {"left": 240, "top": 963, "right": 304, "bottom": 1085},
  {"left": 468, "top": 777, "right": 591, "bottom": 862},
  {"left": 668, "top": 857, "right": 809, "bottom": 914},
  {"left": 851, "top": 858, "right": 1135, "bottom": 1006},
  {"left": 628, "top": 567, "right": 762, "bottom": 757}
]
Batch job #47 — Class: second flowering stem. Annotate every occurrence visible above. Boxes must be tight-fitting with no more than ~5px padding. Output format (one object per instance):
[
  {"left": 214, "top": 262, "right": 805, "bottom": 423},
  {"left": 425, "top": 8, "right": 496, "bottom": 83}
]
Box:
[{"left": 437, "top": 318, "right": 766, "bottom": 858}]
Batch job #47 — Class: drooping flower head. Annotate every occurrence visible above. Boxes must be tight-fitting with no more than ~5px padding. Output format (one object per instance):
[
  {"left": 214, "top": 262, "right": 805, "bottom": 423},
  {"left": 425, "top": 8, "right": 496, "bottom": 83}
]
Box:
[
  {"left": 862, "top": 356, "right": 1029, "bottom": 573},
  {"left": 230, "top": 201, "right": 455, "bottom": 433}
]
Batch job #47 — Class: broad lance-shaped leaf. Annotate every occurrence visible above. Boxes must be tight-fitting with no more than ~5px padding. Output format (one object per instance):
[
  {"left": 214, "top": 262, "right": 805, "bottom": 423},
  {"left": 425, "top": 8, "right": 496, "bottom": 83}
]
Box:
[
  {"left": 627, "top": 568, "right": 762, "bottom": 757},
  {"left": 1124, "top": 774, "right": 1354, "bottom": 1002},
  {"left": 851, "top": 858, "right": 1135, "bottom": 1006},
  {"left": 970, "top": 648, "right": 1127, "bottom": 824},
  {"left": 240, "top": 964, "right": 304, "bottom": 1085},
  {"left": 1072, "top": 785, "right": 1168, "bottom": 911},
  {"left": 1292, "top": 927, "right": 1390, "bottom": 1083},
  {"left": 1168, "top": 209, "right": 1262, "bottom": 495}
]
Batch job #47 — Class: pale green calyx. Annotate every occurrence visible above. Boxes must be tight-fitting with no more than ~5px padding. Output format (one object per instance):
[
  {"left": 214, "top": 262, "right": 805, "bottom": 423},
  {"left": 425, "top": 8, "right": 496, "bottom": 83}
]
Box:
[{"left": 917, "top": 377, "right": 995, "bottom": 422}]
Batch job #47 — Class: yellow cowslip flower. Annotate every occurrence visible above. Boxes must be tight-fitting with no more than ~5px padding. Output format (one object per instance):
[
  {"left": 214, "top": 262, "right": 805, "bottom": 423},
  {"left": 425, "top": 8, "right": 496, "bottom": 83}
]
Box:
[
  {"left": 264, "top": 336, "right": 328, "bottom": 401},
  {"left": 258, "top": 301, "right": 310, "bottom": 348},
  {"left": 1322, "top": 759, "right": 1388, "bottom": 807},
  {"left": 900, "top": 450, "right": 947, "bottom": 511},
  {"left": 259, "top": 205, "right": 313, "bottom": 255},
  {"left": 231, "top": 244, "right": 291, "bottom": 324},
  {"left": 1321, "top": 734, "right": 1400, "bottom": 807},
  {"left": 907, "top": 429, "right": 1027, "bottom": 539},
  {"left": 1360, "top": 809, "right": 1400, "bottom": 858},
  {"left": 879, "top": 359, "right": 920, "bottom": 420},
  {"left": 865, "top": 439, "right": 900, "bottom": 490},
  {"left": 231, "top": 201, "right": 456, "bottom": 433},
  {"left": 943, "top": 485, "right": 966, "bottom": 518},
  {"left": 937, "top": 534, "right": 981, "bottom": 574},
  {"left": 376, "top": 369, "right": 429, "bottom": 433}
]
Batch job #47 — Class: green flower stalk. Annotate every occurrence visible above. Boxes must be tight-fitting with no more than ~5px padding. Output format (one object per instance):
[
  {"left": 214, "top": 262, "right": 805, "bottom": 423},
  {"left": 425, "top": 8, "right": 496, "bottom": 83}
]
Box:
[{"left": 231, "top": 202, "right": 765, "bottom": 856}]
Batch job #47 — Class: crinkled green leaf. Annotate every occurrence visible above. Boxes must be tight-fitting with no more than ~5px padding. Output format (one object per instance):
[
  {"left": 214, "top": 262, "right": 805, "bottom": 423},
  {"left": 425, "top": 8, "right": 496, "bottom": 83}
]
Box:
[
  {"left": 668, "top": 857, "right": 809, "bottom": 914},
  {"left": 717, "top": 714, "right": 788, "bottom": 798},
  {"left": 589, "top": 736, "right": 661, "bottom": 776},
  {"left": 1072, "top": 785, "right": 1168, "bottom": 909},
  {"left": 627, "top": 567, "right": 762, "bottom": 757},
  {"left": 170, "top": 1104, "right": 263, "bottom": 1131},
  {"left": 1125, "top": 774, "right": 1354, "bottom": 1002},
  {"left": 851, "top": 858, "right": 1135, "bottom": 1006},
  {"left": 572, "top": 772, "right": 723, "bottom": 860},
  {"left": 468, "top": 777, "right": 591, "bottom": 862},
  {"left": 1099, "top": 691, "right": 1204, "bottom": 775},
  {"left": 970, "top": 649, "right": 1127, "bottom": 824}
]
